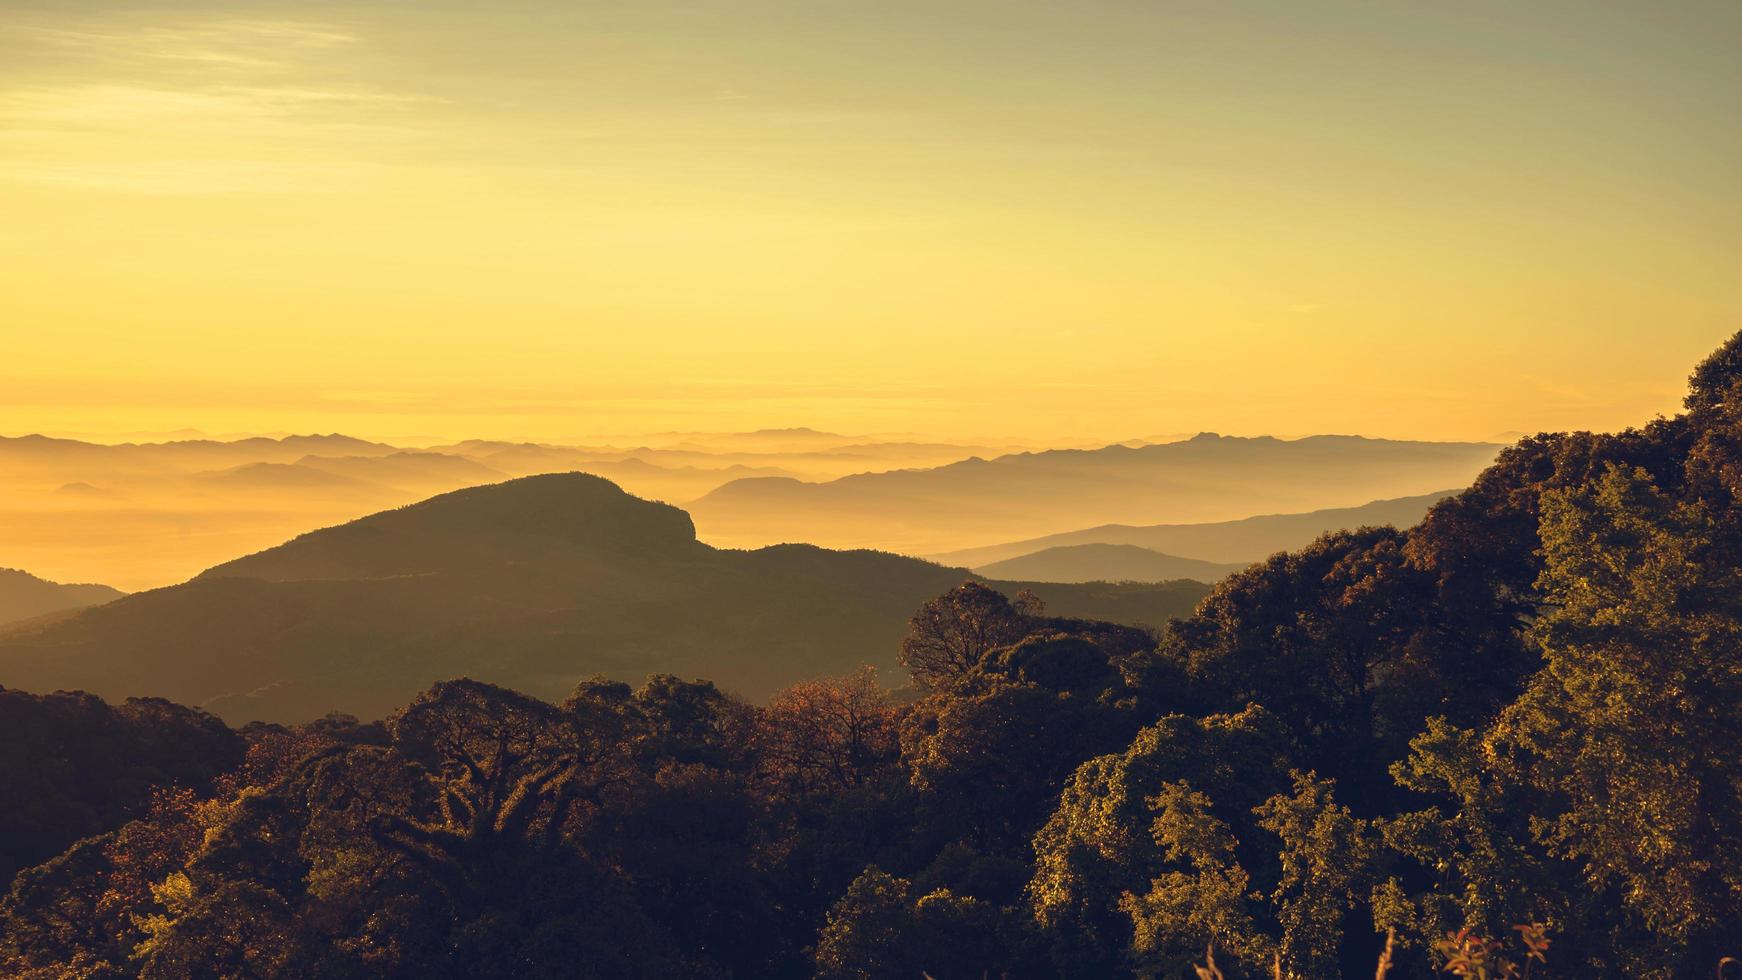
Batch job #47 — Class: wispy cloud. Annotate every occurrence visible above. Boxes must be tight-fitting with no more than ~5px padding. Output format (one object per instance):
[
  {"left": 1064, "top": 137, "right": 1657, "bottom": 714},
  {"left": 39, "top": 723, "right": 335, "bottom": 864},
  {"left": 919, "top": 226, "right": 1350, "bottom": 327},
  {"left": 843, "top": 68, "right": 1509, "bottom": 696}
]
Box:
[
  {"left": 19, "top": 20, "right": 359, "bottom": 72},
  {"left": 1, "top": 82, "right": 429, "bottom": 129},
  {"left": 0, "top": 17, "right": 426, "bottom": 195}
]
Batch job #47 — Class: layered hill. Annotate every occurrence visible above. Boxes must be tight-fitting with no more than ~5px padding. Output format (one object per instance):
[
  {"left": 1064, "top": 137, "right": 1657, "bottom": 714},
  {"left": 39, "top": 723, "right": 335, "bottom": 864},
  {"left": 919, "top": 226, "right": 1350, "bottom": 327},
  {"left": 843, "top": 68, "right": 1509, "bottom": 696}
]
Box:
[
  {"left": 973, "top": 544, "right": 1251, "bottom": 584},
  {"left": 688, "top": 434, "right": 1499, "bottom": 554},
  {"left": 0, "top": 474, "right": 1208, "bottom": 724},
  {"left": 0, "top": 569, "right": 124, "bottom": 628},
  {"left": 931, "top": 490, "right": 1457, "bottom": 568},
  {"left": 0, "top": 430, "right": 1033, "bottom": 590}
]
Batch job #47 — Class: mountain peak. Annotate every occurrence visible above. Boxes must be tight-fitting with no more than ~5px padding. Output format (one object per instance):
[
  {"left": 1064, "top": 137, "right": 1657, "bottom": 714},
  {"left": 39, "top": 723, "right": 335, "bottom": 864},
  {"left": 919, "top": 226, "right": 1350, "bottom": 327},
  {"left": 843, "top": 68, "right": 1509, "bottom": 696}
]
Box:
[
  {"left": 374, "top": 472, "right": 696, "bottom": 541},
  {"left": 199, "top": 473, "right": 700, "bottom": 583}
]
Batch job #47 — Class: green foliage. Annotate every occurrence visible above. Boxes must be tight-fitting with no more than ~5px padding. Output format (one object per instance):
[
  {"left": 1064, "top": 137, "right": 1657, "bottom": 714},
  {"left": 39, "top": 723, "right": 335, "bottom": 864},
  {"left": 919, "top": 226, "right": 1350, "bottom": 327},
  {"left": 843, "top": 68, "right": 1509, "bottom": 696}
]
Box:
[
  {"left": 1254, "top": 772, "right": 1375, "bottom": 979},
  {"left": 1490, "top": 464, "right": 1742, "bottom": 971},
  {"left": 1028, "top": 705, "right": 1292, "bottom": 975},
  {"left": 814, "top": 867, "right": 1025, "bottom": 980},
  {"left": 1686, "top": 330, "right": 1742, "bottom": 411},
  {"left": 1382, "top": 718, "right": 1552, "bottom": 941},
  {"left": 1119, "top": 782, "right": 1264, "bottom": 976}
]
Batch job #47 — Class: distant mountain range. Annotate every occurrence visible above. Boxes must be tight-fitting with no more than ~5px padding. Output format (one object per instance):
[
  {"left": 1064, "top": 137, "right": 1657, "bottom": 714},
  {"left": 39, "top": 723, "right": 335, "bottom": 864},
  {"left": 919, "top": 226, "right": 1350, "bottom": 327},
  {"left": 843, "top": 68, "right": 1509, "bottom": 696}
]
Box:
[
  {"left": 689, "top": 435, "right": 1498, "bottom": 554},
  {"left": 0, "top": 474, "right": 1208, "bottom": 723},
  {"left": 932, "top": 491, "right": 1455, "bottom": 569},
  {"left": 0, "top": 569, "right": 124, "bottom": 628},
  {"left": 0, "top": 433, "right": 397, "bottom": 472},
  {"left": 1, "top": 430, "right": 1497, "bottom": 590},
  {"left": 972, "top": 544, "right": 1252, "bottom": 584},
  {"left": 0, "top": 431, "right": 1044, "bottom": 589}
]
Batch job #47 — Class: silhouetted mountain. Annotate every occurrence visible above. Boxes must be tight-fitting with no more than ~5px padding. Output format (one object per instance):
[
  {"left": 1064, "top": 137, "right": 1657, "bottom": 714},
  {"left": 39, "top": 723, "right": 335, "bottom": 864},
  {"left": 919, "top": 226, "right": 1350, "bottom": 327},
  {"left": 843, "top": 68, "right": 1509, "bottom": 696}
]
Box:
[
  {"left": 0, "top": 569, "right": 124, "bottom": 628},
  {"left": 930, "top": 490, "right": 1458, "bottom": 568},
  {"left": 0, "top": 474, "right": 1207, "bottom": 723},
  {"left": 689, "top": 434, "right": 1498, "bottom": 554},
  {"left": 0, "top": 430, "right": 1026, "bottom": 590},
  {"left": 973, "top": 544, "right": 1251, "bottom": 584}
]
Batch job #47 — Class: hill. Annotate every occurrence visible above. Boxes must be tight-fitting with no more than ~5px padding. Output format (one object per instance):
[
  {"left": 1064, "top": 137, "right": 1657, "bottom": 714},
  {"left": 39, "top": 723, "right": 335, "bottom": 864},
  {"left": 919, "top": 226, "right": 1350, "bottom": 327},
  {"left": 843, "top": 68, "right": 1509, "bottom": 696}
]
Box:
[
  {"left": 688, "top": 434, "right": 1498, "bottom": 554},
  {"left": 0, "top": 430, "right": 1034, "bottom": 590},
  {"left": 0, "top": 569, "right": 124, "bottom": 628},
  {"left": 0, "top": 474, "right": 1208, "bottom": 723},
  {"left": 972, "top": 543, "right": 1251, "bottom": 583},
  {"left": 930, "top": 490, "right": 1456, "bottom": 568}
]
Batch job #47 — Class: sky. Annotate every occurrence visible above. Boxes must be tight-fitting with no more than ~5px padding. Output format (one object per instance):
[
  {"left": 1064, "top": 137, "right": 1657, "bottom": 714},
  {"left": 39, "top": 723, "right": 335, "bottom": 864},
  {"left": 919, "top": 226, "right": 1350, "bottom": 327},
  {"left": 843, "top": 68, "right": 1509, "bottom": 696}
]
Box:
[{"left": 2, "top": 0, "right": 1738, "bottom": 444}]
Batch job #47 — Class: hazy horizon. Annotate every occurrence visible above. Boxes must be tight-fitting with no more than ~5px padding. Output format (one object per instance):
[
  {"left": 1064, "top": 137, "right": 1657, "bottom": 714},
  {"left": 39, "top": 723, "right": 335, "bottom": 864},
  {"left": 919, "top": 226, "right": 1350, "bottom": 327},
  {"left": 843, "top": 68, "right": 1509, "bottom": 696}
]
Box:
[
  {"left": 5, "top": 424, "right": 1512, "bottom": 448},
  {"left": 0, "top": 424, "right": 1500, "bottom": 591},
  {"left": 0, "top": 348, "right": 1716, "bottom": 447}
]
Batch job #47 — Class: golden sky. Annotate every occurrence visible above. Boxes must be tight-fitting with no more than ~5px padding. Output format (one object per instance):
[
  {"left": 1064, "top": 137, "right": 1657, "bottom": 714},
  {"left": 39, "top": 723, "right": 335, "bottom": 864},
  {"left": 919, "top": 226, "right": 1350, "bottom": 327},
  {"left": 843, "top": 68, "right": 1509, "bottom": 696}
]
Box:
[{"left": 2, "top": 1, "right": 1738, "bottom": 443}]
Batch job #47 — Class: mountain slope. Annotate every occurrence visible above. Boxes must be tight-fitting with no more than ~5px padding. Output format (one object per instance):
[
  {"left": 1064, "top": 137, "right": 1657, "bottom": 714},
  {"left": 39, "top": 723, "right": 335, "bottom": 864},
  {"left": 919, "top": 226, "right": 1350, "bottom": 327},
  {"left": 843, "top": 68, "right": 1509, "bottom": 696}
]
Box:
[
  {"left": 688, "top": 434, "right": 1499, "bottom": 554},
  {"left": 930, "top": 490, "right": 1457, "bottom": 567},
  {"left": 973, "top": 544, "right": 1250, "bottom": 584},
  {"left": 0, "top": 569, "right": 125, "bottom": 628},
  {"left": 0, "top": 474, "right": 1208, "bottom": 723}
]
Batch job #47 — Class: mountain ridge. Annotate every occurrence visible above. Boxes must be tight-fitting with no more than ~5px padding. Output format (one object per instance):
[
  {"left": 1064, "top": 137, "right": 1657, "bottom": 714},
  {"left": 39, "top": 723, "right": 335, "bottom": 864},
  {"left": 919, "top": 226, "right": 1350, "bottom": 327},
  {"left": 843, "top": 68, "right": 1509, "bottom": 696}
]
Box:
[
  {"left": 972, "top": 543, "right": 1252, "bottom": 584},
  {"left": 930, "top": 490, "right": 1458, "bottom": 567},
  {"left": 0, "top": 474, "right": 1209, "bottom": 723},
  {"left": 689, "top": 435, "right": 1499, "bottom": 554},
  {"left": 0, "top": 568, "right": 126, "bottom": 628}
]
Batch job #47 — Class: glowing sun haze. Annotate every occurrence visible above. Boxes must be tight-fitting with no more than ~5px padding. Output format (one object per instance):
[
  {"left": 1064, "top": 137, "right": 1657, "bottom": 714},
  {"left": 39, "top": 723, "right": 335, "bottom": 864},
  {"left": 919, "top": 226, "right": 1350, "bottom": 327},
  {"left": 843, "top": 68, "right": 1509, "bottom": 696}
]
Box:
[{"left": 2, "top": 1, "right": 1737, "bottom": 443}]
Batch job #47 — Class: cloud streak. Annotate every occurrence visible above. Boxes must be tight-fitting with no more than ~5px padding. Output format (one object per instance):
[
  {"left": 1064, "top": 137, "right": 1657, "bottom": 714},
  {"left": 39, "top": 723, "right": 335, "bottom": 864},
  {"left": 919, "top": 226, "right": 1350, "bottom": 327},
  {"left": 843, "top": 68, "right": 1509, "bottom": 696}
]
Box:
[
  {"left": 0, "top": 17, "right": 425, "bottom": 195},
  {"left": 19, "top": 20, "right": 359, "bottom": 72}
]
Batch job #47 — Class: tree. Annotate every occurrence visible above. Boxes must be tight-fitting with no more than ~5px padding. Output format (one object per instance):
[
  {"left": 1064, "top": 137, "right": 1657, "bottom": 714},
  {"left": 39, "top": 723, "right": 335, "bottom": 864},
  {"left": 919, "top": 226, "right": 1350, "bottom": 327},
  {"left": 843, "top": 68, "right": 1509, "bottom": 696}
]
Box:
[
  {"left": 904, "top": 678, "right": 1092, "bottom": 850},
  {"left": 622, "top": 674, "right": 754, "bottom": 771},
  {"left": 1489, "top": 465, "right": 1742, "bottom": 973},
  {"left": 1028, "top": 705, "right": 1293, "bottom": 977},
  {"left": 373, "top": 679, "right": 628, "bottom": 901},
  {"left": 756, "top": 667, "right": 901, "bottom": 800},
  {"left": 1120, "top": 781, "right": 1266, "bottom": 976},
  {"left": 0, "top": 837, "right": 119, "bottom": 975},
  {"left": 1685, "top": 328, "right": 1742, "bottom": 412},
  {"left": 814, "top": 867, "right": 916, "bottom": 980},
  {"left": 1012, "top": 588, "right": 1047, "bottom": 618},
  {"left": 903, "top": 632, "right": 1164, "bottom": 853},
  {"left": 1166, "top": 528, "right": 1433, "bottom": 805},
  {"left": 814, "top": 867, "right": 1024, "bottom": 980},
  {"left": 1381, "top": 718, "right": 1560, "bottom": 948},
  {"left": 131, "top": 790, "right": 315, "bottom": 980},
  {"left": 898, "top": 581, "right": 1035, "bottom": 688},
  {"left": 0, "top": 690, "right": 242, "bottom": 882},
  {"left": 1254, "top": 772, "right": 1376, "bottom": 979}
]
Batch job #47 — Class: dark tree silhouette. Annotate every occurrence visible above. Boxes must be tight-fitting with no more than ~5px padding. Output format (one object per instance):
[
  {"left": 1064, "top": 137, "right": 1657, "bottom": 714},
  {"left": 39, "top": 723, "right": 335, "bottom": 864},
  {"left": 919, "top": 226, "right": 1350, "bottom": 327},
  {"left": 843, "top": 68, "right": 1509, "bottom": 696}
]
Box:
[{"left": 897, "top": 580, "right": 1035, "bottom": 688}]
